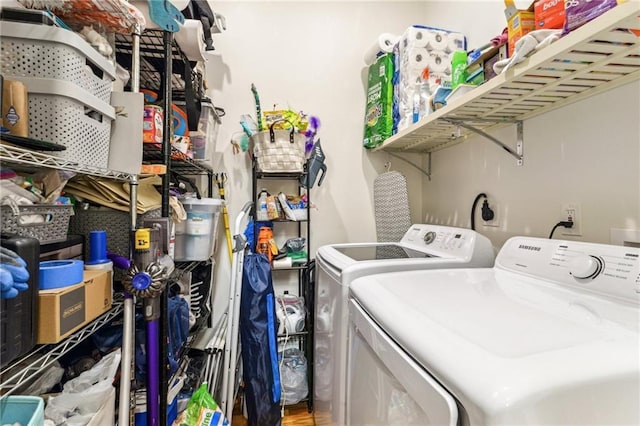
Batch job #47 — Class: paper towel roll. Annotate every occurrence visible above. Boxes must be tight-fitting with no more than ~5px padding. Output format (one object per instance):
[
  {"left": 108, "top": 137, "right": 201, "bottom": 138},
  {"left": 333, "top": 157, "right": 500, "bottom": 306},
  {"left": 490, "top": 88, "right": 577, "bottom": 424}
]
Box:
[
  {"left": 364, "top": 33, "right": 399, "bottom": 65},
  {"left": 427, "top": 51, "right": 449, "bottom": 74},
  {"left": 175, "top": 19, "right": 207, "bottom": 62},
  {"left": 406, "top": 47, "right": 430, "bottom": 71},
  {"left": 426, "top": 30, "right": 449, "bottom": 51},
  {"left": 448, "top": 33, "right": 466, "bottom": 53},
  {"left": 403, "top": 27, "right": 429, "bottom": 48}
]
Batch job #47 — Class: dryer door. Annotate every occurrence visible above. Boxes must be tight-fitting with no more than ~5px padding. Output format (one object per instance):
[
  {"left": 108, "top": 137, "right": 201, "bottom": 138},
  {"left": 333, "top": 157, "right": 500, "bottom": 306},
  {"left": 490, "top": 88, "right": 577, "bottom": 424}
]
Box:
[{"left": 348, "top": 299, "right": 459, "bottom": 426}]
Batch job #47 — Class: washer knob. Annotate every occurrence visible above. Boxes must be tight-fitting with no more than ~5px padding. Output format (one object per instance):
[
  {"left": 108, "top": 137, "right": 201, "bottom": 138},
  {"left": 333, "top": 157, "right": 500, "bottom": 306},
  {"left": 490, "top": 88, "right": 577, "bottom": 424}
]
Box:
[
  {"left": 569, "top": 255, "right": 603, "bottom": 279},
  {"left": 424, "top": 231, "right": 436, "bottom": 245}
]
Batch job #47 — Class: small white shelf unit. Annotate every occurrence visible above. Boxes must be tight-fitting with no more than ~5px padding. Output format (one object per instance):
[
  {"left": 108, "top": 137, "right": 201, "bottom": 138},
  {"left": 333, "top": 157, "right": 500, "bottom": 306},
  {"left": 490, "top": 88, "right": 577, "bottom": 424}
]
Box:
[{"left": 375, "top": 2, "right": 640, "bottom": 166}]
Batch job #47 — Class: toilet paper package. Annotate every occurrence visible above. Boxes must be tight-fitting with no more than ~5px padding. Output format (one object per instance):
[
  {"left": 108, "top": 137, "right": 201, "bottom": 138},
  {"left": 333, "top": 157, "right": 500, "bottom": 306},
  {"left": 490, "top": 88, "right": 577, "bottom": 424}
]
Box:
[
  {"left": 393, "top": 25, "right": 466, "bottom": 133},
  {"left": 363, "top": 53, "right": 394, "bottom": 149},
  {"left": 364, "top": 33, "right": 400, "bottom": 65}
]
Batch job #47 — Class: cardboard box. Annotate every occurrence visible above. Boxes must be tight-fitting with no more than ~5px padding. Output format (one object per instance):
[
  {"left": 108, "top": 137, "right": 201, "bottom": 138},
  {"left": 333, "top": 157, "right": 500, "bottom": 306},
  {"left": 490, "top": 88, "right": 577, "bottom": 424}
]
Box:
[
  {"left": 37, "top": 269, "right": 112, "bottom": 344},
  {"left": 466, "top": 45, "right": 508, "bottom": 84},
  {"left": 505, "top": 0, "right": 536, "bottom": 57},
  {"left": 140, "top": 164, "right": 167, "bottom": 175},
  {"left": 535, "top": 0, "right": 566, "bottom": 30}
]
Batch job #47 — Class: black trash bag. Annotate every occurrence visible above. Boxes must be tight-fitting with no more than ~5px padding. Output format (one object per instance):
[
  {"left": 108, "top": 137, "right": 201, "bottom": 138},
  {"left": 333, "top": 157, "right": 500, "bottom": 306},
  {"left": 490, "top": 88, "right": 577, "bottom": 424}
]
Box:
[{"left": 240, "top": 253, "right": 282, "bottom": 426}]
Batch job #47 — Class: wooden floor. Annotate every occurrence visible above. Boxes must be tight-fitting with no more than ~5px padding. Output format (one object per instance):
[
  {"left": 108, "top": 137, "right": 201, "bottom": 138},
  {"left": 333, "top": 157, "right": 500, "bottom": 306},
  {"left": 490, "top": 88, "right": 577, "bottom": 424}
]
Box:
[{"left": 232, "top": 401, "right": 315, "bottom": 425}]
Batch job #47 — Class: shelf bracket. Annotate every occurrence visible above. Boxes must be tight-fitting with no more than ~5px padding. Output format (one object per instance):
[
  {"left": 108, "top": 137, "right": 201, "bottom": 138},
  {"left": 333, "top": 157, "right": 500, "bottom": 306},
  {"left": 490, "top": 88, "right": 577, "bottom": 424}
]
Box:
[
  {"left": 387, "top": 151, "right": 432, "bottom": 181},
  {"left": 444, "top": 119, "right": 524, "bottom": 166}
]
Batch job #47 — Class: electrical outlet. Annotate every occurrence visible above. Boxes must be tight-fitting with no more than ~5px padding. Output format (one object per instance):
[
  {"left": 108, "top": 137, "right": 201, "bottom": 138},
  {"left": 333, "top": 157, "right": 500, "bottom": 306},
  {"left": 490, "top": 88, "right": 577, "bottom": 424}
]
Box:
[
  {"left": 561, "top": 203, "right": 582, "bottom": 236},
  {"left": 482, "top": 200, "right": 500, "bottom": 227}
]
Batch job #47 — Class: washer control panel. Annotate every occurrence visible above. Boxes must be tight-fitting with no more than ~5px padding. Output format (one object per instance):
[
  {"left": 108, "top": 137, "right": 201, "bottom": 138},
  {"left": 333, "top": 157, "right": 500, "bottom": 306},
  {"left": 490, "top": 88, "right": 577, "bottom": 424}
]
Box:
[{"left": 497, "top": 237, "right": 640, "bottom": 303}]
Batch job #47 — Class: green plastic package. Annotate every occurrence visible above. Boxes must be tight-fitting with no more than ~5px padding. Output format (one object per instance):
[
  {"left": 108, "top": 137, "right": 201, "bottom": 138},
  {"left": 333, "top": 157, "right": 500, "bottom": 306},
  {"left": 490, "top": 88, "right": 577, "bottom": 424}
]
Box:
[
  {"left": 363, "top": 53, "right": 394, "bottom": 149},
  {"left": 174, "top": 383, "right": 229, "bottom": 426}
]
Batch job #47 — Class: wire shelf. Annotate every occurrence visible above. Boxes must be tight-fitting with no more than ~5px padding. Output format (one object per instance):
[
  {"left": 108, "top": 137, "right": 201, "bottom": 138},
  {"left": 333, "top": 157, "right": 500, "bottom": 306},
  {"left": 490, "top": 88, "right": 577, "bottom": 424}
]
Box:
[
  {"left": 0, "top": 144, "right": 135, "bottom": 181},
  {"left": 143, "top": 143, "right": 213, "bottom": 175},
  {"left": 377, "top": 2, "right": 640, "bottom": 154},
  {"left": 0, "top": 296, "right": 124, "bottom": 397}
]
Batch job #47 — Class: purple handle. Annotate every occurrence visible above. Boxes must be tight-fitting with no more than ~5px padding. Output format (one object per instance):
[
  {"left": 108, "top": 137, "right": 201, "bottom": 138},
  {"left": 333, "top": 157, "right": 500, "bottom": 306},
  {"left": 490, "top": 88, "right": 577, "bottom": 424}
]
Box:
[{"left": 107, "top": 252, "right": 131, "bottom": 269}]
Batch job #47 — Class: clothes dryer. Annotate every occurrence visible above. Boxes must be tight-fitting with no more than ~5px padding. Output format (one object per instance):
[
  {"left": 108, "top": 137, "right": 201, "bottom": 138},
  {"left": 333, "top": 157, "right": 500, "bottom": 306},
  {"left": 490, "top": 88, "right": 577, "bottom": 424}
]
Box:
[
  {"left": 313, "top": 224, "right": 495, "bottom": 425},
  {"left": 347, "top": 237, "right": 640, "bottom": 425}
]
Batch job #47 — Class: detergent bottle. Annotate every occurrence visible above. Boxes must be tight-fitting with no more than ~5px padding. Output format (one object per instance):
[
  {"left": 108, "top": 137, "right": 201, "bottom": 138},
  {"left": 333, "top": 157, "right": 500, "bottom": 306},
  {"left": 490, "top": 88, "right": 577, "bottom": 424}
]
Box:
[{"left": 300, "top": 140, "right": 327, "bottom": 189}]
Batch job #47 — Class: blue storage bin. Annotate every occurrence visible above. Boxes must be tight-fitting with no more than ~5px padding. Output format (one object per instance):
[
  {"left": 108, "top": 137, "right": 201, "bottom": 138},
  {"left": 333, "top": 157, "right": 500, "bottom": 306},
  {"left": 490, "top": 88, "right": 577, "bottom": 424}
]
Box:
[{"left": 0, "top": 396, "right": 44, "bottom": 426}]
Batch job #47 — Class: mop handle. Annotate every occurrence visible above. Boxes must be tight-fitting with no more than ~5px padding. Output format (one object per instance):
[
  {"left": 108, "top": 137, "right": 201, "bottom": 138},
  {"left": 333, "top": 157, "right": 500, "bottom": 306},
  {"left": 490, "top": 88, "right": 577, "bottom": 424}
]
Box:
[{"left": 146, "top": 319, "right": 161, "bottom": 425}]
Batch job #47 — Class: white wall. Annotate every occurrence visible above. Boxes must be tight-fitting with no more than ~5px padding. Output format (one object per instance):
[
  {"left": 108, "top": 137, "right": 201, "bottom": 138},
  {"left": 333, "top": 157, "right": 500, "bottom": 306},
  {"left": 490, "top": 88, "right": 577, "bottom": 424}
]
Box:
[
  {"left": 419, "top": 1, "right": 640, "bottom": 249},
  {"left": 205, "top": 1, "right": 431, "bottom": 317},
  {"left": 204, "top": 1, "right": 640, "bottom": 318}
]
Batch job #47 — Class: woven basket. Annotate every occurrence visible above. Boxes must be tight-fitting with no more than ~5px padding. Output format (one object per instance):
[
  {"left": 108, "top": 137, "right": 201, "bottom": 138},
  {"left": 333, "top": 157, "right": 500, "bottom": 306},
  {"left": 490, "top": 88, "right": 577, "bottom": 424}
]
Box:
[
  {"left": 0, "top": 201, "right": 73, "bottom": 244},
  {"left": 252, "top": 121, "right": 306, "bottom": 173}
]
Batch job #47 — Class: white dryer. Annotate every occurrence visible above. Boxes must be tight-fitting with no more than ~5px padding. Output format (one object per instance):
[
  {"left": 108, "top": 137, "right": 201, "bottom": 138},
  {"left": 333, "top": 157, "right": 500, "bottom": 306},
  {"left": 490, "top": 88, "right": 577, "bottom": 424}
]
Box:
[
  {"left": 347, "top": 237, "right": 640, "bottom": 425},
  {"left": 313, "top": 224, "right": 495, "bottom": 425}
]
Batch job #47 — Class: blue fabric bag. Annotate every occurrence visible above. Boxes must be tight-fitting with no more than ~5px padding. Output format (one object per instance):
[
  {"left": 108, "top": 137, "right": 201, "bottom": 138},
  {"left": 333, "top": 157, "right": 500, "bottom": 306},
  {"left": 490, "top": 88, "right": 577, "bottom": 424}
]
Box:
[{"left": 240, "top": 253, "right": 281, "bottom": 426}]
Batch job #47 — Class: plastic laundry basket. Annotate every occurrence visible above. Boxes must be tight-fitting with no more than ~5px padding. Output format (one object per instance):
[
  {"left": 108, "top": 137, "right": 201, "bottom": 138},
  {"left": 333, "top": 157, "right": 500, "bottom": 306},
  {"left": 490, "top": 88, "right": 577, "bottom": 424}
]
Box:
[{"left": 0, "top": 396, "right": 44, "bottom": 426}]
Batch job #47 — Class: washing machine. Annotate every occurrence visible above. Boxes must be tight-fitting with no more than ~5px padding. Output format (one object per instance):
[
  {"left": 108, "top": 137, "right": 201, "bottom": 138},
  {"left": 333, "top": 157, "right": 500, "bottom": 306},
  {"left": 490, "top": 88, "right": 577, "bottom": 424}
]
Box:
[
  {"left": 313, "top": 224, "right": 495, "bottom": 425},
  {"left": 347, "top": 236, "right": 640, "bottom": 425}
]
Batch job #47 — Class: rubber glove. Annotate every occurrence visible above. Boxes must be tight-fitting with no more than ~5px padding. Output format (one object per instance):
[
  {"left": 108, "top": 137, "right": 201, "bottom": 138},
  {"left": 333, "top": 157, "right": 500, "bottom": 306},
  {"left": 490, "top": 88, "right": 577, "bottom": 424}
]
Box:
[
  {"left": 0, "top": 266, "right": 19, "bottom": 299},
  {"left": 0, "top": 247, "right": 30, "bottom": 299}
]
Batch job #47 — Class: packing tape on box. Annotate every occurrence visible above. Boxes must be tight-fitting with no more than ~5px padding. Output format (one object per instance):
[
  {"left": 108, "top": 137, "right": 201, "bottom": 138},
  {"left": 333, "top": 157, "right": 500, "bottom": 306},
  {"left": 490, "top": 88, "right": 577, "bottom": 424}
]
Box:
[{"left": 39, "top": 259, "right": 84, "bottom": 290}]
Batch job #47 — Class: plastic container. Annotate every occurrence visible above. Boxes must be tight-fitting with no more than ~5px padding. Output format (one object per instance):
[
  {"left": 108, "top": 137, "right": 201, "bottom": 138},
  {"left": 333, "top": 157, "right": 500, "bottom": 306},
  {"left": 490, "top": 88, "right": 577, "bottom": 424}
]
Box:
[
  {"left": 193, "top": 99, "right": 220, "bottom": 161},
  {"left": 0, "top": 202, "right": 74, "bottom": 244},
  {"left": 0, "top": 21, "right": 116, "bottom": 103},
  {"left": 256, "top": 189, "right": 269, "bottom": 221},
  {"left": 174, "top": 198, "right": 223, "bottom": 261},
  {"left": 0, "top": 396, "right": 45, "bottom": 426},
  {"left": 12, "top": 76, "right": 115, "bottom": 169},
  {"left": 174, "top": 98, "right": 220, "bottom": 162}
]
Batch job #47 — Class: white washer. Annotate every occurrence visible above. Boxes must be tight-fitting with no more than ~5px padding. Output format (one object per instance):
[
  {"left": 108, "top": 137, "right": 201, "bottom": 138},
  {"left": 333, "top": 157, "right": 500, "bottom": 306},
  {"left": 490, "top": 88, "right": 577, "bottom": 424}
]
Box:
[
  {"left": 348, "top": 237, "right": 640, "bottom": 425},
  {"left": 313, "top": 224, "right": 495, "bottom": 425}
]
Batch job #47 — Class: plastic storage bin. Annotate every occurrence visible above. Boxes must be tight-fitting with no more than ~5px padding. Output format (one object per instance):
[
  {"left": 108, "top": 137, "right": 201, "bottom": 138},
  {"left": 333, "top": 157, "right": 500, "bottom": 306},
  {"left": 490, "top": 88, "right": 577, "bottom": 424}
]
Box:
[
  {"left": 0, "top": 21, "right": 116, "bottom": 103},
  {"left": 0, "top": 21, "right": 116, "bottom": 169},
  {"left": 16, "top": 76, "right": 115, "bottom": 169},
  {"left": 175, "top": 98, "right": 220, "bottom": 162},
  {"left": 174, "top": 198, "right": 223, "bottom": 261},
  {"left": 0, "top": 202, "right": 74, "bottom": 244},
  {"left": 0, "top": 396, "right": 45, "bottom": 426}
]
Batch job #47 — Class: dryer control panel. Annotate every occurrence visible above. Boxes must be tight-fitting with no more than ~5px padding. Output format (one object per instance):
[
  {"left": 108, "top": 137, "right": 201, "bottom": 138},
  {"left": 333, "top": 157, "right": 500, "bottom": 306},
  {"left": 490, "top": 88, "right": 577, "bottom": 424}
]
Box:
[{"left": 497, "top": 237, "right": 640, "bottom": 303}]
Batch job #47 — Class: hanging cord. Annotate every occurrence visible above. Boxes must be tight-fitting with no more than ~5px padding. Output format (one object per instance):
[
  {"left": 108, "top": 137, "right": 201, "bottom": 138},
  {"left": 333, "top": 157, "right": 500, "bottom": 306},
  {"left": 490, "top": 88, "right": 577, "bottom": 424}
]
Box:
[
  {"left": 549, "top": 221, "right": 574, "bottom": 239},
  {"left": 470, "top": 193, "right": 496, "bottom": 230},
  {"left": 277, "top": 297, "right": 289, "bottom": 417},
  {"left": 471, "top": 193, "right": 486, "bottom": 230}
]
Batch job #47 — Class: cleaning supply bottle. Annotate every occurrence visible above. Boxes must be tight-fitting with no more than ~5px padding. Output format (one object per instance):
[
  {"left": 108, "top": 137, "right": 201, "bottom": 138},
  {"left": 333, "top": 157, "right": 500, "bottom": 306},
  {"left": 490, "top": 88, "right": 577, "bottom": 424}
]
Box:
[
  {"left": 257, "top": 189, "right": 268, "bottom": 221},
  {"left": 419, "top": 67, "right": 431, "bottom": 120},
  {"left": 451, "top": 50, "right": 468, "bottom": 90}
]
